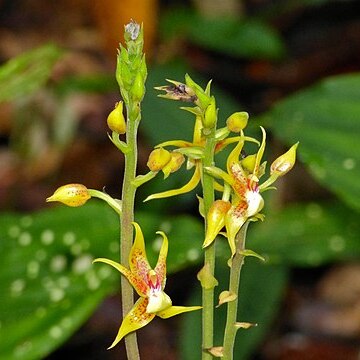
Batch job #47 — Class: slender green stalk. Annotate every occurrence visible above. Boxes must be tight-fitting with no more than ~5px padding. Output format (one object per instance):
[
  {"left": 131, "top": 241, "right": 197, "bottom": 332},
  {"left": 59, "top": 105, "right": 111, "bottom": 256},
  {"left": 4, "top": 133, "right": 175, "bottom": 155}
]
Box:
[
  {"left": 120, "top": 111, "right": 140, "bottom": 360},
  {"left": 201, "top": 129, "right": 216, "bottom": 359},
  {"left": 222, "top": 222, "right": 249, "bottom": 360}
]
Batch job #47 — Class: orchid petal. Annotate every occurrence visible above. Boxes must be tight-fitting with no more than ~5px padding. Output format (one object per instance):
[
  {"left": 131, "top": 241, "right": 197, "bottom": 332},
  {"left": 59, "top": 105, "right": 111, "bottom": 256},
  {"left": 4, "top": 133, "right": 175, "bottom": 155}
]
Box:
[
  {"left": 156, "top": 139, "right": 193, "bottom": 148},
  {"left": 93, "top": 258, "right": 147, "bottom": 297},
  {"left": 108, "top": 297, "right": 155, "bottom": 349},
  {"left": 157, "top": 305, "right": 202, "bottom": 319},
  {"left": 225, "top": 205, "right": 247, "bottom": 257},
  {"left": 254, "top": 126, "right": 266, "bottom": 176},
  {"left": 204, "top": 166, "right": 234, "bottom": 186},
  {"left": 226, "top": 133, "right": 245, "bottom": 174},
  {"left": 144, "top": 165, "right": 201, "bottom": 201},
  {"left": 154, "top": 231, "right": 168, "bottom": 289},
  {"left": 129, "top": 222, "right": 152, "bottom": 294}
]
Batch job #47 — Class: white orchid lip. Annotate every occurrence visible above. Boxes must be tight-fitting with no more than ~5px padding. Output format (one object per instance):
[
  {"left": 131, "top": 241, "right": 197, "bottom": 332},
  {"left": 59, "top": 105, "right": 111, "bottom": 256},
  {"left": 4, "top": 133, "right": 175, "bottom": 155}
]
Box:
[{"left": 146, "top": 288, "right": 172, "bottom": 313}]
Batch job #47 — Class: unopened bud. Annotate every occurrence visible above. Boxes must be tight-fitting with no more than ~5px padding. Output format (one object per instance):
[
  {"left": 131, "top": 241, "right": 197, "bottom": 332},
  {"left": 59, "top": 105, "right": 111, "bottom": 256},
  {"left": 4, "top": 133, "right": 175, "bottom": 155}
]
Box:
[
  {"left": 147, "top": 148, "right": 172, "bottom": 172},
  {"left": 131, "top": 72, "right": 145, "bottom": 102},
  {"left": 162, "top": 152, "right": 185, "bottom": 179},
  {"left": 46, "top": 184, "right": 91, "bottom": 207},
  {"left": 226, "top": 112, "right": 249, "bottom": 132},
  {"left": 107, "top": 101, "right": 126, "bottom": 134},
  {"left": 203, "top": 97, "right": 217, "bottom": 129},
  {"left": 241, "top": 154, "right": 256, "bottom": 173},
  {"left": 270, "top": 142, "right": 298, "bottom": 177},
  {"left": 203, "top": 200, "right": 231, "bottom": 249}
]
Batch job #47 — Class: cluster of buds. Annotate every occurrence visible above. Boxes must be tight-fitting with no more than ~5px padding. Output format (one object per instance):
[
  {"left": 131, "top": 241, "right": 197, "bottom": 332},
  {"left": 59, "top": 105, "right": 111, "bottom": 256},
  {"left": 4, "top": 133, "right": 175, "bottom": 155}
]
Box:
[{"left": 116, "top": 21, "right": 147, "bottom": 120}]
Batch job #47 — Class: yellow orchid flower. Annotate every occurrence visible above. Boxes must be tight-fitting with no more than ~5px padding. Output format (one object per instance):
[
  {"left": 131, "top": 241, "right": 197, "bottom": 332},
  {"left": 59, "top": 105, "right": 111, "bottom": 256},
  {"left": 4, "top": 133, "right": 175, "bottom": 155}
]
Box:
[
  {"left": 94, "top": 222, "right": 201, "bottom": 349},
  {"left": 204, "top": 127, "right": 298, "bottom": 256}
]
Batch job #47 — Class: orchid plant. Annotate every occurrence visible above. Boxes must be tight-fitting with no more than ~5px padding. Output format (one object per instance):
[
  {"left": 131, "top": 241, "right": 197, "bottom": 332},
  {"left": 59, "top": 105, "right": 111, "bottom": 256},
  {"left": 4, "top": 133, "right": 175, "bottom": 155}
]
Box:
[{"left": 47, "top": 21, "right": 298, "bottom": 360}]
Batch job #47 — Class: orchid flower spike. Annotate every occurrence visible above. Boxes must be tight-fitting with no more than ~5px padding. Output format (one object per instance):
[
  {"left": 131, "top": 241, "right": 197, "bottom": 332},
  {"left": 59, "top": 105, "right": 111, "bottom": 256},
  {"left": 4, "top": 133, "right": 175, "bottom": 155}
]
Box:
[{"left": 93, "top": 222, "right": 201, "bottom": 349}]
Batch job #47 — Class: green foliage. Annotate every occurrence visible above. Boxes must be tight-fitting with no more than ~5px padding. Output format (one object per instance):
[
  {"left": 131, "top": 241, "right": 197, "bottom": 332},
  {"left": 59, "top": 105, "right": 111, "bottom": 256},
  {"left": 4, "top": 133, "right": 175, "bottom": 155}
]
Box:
[
  {"left": 160, "top": 8, "right": 285, "bottom": 60},
  {"left": 180, "top": 263, "right": 288, "bottom": 360},
  {"left": 0, "top": 203, "right": 204, "bottom": 360},
  {"left": 263, "top": 73, "right": 360, "bottom": 211},
  {"left": 0, "top": 43, "right": 62, "bottom": 103}
]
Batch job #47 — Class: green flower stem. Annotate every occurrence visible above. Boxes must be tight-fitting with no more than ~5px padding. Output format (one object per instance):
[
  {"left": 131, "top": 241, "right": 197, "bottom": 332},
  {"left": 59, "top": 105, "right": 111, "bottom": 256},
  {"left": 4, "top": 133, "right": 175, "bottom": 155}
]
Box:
[
  {"left": 120, "top": 109, "right": 140, "bottom": 360},
  {"left": 87, "top": 189, "right": 122, "bottom": 215},
  {"left": 201, "top": 128, "right": 217, "bottom": 359},
  {"left": 222, "top": 222, "right": 250, "bottom": 360}
]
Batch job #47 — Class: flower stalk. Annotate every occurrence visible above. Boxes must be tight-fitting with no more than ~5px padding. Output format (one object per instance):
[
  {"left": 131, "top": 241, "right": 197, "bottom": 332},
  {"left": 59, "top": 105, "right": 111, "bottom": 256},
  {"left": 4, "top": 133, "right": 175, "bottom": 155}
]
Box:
[{"left": 222, "top": 222, "right": 249, "bottom": 360}]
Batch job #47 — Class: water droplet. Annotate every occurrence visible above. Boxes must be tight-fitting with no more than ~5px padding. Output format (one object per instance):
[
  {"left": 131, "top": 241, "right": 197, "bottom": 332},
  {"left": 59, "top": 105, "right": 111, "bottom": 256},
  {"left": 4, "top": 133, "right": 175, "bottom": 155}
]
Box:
[
  {"left": 50, "top": 255, "right": 67, "bottom": 273},
  {"left": 57, "top": 276, "right": 70, "bottom": 288},
  {"left": 8, "top": 225, "right": 20, "bottom": 238},
  {"left": 10, "top": 279, "right": 25, "bottom": 296},
  {"left": 60, "top": 317, "right": 72, "bottom": 329},
  {"left": 14, "top": 341, "right": 32, "bottom": 357},
  {"left": 85, "top": 270, "right": 100, "bottom": 290},
  {"left": 306, "top": 203, "right": 323, "bottom": 219},
  {"left": 49, "top": 288, "right": 65, "bottom": 302},
  {"left": 159, "top": 221, "right": 172, "bottom": 233},
  {"left": 27, "top": 261, "right": 40, "bottom": 279},
  {"left": 187, "top": 248, "right": 200, "bottom": 261},
  {"left": 63, "top": 232, "right": 76, "bottom": 246},
  {"left": 49, "top": 326, "right": 62, "bottom": 339},
  {"left": 41, "top": 229, "right": 55, "bottom": 245},
  {"left": 98, "top": 265, "right": 112, "bottom": 280},
  {"left": 42, "top": 276, "right": 55, "bottom": 290},
  {"left": 329, "top": 235, "right": 345, "bottom": 252},
  {"left": 36, "top": 249, "right": 47, "bottom": 261},
  {"left": 109, "top": 241, "right": 119, "bottom": 253},
  {"left": 342, "top": 158, "right": 356, "bottom": 170},
  {"left": 18, "top": 232, "right": 32, "bottom": 246},
  {"left": 70, "top": 243, "right": 83, "bottom": 256},
  {"left": 152, "top": 236, "right": 163, "bottom": 252},
  {"left": 72, "top": 254, "right": 93, "bottom": 274},
  {"left": 20, "top": 216, "right": 33, "bottom": 228}
]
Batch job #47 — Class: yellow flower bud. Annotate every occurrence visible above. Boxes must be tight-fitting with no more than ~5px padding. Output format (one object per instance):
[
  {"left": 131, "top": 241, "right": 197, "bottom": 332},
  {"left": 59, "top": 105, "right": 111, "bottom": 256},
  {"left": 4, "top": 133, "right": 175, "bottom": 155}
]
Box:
[
  {"left": 226, "top": 112, "right": 249, "bottom": 132},
  {"left": 146, "top": 148, "right": 172, "bottom": 172},
  {"left": 203, "top": 96, "right": 217, "bottom": 129},
  {"left": 270, "top": 142, "right": 299, "bottom": 177},
  {"left": 46, "top": 184, "right": 91, "bottom": 207},
  {"left": 203, "top": 200, "right": 231, "bottom": 249},
  {"left": 241, "top": 154, "right": 256, "bottom": 173},
  {"left": 162, "top": 152, "right": 185, "bottom": 179},
  {"left": 107, "top": 102, "right": 126, "bottom": 134}
]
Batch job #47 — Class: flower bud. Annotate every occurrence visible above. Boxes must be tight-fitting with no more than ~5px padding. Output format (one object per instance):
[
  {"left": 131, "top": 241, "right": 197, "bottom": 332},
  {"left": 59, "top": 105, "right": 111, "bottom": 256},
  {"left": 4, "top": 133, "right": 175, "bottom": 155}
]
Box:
[
  {"left": 162, "top": 152, "right": 185, "bottom": 179},
  {"left": 203, "top": 97, "right": 217, "bottom": 129},
  {"left": 241, "top": 154, "right": 256, "bottom": 173},
  {"left": 147, "top": 148, "right": 172, "bottom": 172},
  {"left": 131, "top": 72, "right": 145, "bottom": 102},
  {"left": 226, "top": 112, "right": 249, "bottom": 132},
  {"left": 107, "top": 102, "right": 126, "bottom": 134},
  {"left": 270, "top": 142, "right": 298, "bottom": 177},
  {"left": 203, "top": 200, "right": 231, "bottom": 249},
  {"left": 46, "top": 184, "right": 91, "bottom": 207}
]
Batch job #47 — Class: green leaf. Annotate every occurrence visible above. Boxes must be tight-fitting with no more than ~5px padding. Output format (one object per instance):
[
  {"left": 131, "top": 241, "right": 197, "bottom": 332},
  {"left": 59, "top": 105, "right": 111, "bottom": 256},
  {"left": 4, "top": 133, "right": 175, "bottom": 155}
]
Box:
[
  {"left": 0, "top": 202, "right": 204, "bottom": 359},
  {"left": 0, "top": 43, "right": 63, "bottom": 103},
  {"left": 180, "top": 262, "right": 288, "bottom": 360},
  {"left": 250, "top": 201, "right": 360, "bottom": 267},
  {"left": 263, "top": 73, "right": 360, "bottom": 211},
  {"left": 160, "top": 8, "right": 285, "bottom": 60}
]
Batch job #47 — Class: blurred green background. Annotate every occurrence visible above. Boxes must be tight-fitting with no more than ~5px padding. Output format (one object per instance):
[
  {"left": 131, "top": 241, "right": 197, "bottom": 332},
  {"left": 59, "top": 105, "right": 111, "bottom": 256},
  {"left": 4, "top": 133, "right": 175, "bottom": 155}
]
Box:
[{"left": 0, "top": 0, "right": 360, "bottom": 359}]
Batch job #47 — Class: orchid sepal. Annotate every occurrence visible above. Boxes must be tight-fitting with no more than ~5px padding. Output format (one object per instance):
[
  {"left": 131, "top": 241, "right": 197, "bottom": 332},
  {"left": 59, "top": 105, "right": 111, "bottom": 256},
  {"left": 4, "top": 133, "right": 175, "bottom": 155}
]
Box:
[{"left": 157, "top": 305, "right": 203, "bottom": 319}]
